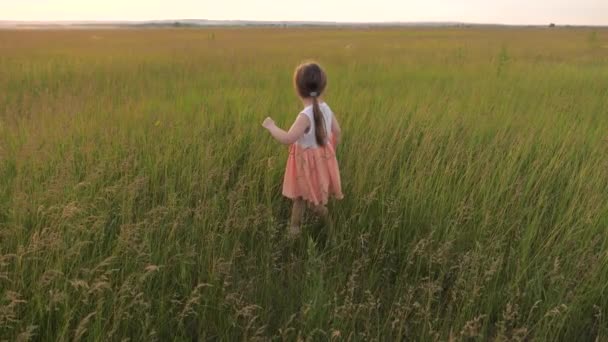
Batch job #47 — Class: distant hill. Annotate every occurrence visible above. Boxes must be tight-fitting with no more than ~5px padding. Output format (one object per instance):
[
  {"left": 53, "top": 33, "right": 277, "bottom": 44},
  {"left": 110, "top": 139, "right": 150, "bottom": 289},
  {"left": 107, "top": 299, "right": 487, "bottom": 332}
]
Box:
[{"left": 132, "top": 19, "right": 468, "bottom": 27}]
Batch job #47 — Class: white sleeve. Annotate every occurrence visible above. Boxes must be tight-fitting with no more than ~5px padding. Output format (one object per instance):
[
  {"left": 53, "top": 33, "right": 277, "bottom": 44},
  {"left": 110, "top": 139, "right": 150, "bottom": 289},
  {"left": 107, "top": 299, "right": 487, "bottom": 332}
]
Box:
[{"left": 299, "top": 108, "right": 314, "bottom": 124}]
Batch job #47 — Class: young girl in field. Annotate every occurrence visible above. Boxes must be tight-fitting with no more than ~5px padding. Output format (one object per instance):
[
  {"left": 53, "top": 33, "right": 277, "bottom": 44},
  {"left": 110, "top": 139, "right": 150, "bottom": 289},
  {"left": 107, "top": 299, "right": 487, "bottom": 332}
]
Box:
[{"left": 262, "top": 61, "right": 343, "bottom": 237}]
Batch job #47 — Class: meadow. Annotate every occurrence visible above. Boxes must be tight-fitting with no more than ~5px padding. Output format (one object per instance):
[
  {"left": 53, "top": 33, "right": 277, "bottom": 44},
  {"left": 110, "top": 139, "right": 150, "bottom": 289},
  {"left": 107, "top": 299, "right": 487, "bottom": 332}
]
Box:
[{"left": 0, "top": 27, "right": 607, "bottom": 341}]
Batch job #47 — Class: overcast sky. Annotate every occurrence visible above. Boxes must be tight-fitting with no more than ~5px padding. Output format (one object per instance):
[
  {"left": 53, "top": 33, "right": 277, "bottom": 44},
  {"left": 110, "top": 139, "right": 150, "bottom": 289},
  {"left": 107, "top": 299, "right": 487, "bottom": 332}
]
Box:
[{"left": 3, "top": 0, "right": 607, "bottom": 25}]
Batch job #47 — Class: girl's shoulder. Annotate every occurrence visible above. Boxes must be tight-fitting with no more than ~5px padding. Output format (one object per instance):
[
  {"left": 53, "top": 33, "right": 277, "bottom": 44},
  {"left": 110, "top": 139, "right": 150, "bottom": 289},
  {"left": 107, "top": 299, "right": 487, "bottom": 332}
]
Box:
[
  {"left": 300, "top": 101, "right": 332, "bottom": 115},
  {"left": 318, "top": 102, "right": 333, "bottom": 117}
]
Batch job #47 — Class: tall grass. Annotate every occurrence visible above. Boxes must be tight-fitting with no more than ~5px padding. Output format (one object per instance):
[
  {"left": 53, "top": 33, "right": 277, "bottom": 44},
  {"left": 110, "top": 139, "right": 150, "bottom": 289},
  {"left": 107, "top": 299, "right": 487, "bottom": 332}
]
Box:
[{"left": 0, "top": 27, "right": 607, "bottom": 340}]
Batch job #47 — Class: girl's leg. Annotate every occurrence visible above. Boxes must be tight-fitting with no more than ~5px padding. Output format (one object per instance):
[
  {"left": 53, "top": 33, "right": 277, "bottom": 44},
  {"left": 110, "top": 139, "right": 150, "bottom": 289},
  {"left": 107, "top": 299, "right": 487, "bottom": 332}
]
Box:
[
  {"left": 310, "top": 203, "right": 333, "bottom": 244},
  {"left": 289, "top": 198, "right": 305, "bottom": 237},
  {"left": 310, "top": 203, "right": 329, "bottom": 221}
]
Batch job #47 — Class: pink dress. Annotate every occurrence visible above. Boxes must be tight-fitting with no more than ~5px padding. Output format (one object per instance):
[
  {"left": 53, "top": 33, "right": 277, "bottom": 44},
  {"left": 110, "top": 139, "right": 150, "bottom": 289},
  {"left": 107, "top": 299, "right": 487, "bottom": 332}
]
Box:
[{"left": 282, "top": 102, "right": 344, "bottom": 206}]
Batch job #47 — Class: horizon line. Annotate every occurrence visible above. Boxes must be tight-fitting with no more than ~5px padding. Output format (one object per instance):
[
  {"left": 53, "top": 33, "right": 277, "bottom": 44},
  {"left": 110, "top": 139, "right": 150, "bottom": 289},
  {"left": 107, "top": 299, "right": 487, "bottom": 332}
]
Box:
[{"left": 1, "top": 18, "right": 606, "bottom": 27}]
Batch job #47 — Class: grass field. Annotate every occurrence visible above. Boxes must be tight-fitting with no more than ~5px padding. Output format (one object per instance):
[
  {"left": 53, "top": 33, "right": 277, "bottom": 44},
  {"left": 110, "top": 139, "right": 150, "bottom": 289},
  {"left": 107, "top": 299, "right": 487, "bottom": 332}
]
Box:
[{"left": 0, "top": 27, "right": 607, "bottom": 341}]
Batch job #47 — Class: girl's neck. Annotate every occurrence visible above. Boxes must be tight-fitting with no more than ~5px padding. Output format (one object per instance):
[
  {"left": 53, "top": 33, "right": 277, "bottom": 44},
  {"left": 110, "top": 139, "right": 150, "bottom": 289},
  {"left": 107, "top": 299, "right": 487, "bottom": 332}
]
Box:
[{"left": 301, "top": 96, "right": 324, "bottom": 107}]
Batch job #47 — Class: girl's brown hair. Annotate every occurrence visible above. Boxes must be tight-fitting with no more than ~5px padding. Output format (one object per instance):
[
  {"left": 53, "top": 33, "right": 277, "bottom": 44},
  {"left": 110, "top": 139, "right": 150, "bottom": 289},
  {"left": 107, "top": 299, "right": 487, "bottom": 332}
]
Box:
[{"left": 293, "top": 62, "right": 328, "bottom": 146}]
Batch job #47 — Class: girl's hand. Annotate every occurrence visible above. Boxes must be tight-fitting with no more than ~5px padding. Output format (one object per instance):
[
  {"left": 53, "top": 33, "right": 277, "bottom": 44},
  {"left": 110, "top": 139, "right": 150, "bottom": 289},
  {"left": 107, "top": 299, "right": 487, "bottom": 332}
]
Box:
[{"left": 262, "top": 117, "right": 275, "bottom": 129}]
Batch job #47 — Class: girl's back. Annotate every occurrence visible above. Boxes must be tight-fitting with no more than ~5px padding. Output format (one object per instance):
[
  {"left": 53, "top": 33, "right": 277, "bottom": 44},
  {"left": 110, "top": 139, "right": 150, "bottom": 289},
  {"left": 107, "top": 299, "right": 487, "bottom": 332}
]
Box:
[{"left": 297, "top": 102, "right": 334, "bottom": 149}]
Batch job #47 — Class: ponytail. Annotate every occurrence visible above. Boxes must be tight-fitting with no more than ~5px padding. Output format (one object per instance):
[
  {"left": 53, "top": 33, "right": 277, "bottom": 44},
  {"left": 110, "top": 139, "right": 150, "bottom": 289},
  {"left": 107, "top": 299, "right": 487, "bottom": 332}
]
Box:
[{"left": 312, "top": 96, "right": 327, "bottom": 146}]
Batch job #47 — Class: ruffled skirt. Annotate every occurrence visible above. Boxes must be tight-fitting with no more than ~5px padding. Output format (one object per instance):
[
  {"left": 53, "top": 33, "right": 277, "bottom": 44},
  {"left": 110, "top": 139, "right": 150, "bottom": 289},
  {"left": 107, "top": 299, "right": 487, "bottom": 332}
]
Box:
[{"left": 282, "top": 136, "right": 343, "bottom": 206}]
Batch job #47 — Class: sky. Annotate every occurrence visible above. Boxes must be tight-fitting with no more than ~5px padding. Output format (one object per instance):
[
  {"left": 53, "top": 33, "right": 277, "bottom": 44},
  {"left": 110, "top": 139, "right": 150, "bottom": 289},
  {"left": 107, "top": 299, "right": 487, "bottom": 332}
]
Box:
[{"left": 2, "top": 0, "right": 607, "bottom": 26}]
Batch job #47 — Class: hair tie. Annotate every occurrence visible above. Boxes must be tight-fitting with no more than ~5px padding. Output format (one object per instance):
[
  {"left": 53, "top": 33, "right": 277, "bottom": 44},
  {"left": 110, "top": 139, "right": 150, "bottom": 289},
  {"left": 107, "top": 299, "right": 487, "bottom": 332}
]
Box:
[{"left": 310, "top": 91, "right": 318, "bottom": 97}]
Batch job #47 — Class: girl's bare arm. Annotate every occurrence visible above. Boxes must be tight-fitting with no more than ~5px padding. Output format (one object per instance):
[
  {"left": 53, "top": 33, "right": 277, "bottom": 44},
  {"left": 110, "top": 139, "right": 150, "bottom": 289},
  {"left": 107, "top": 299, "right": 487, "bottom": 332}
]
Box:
[
  {"left": 331, "top": 114, "right": 342, "bottom": 145},
  {"left": 262, "top": 114, "right": 310, "bottom": 145}
]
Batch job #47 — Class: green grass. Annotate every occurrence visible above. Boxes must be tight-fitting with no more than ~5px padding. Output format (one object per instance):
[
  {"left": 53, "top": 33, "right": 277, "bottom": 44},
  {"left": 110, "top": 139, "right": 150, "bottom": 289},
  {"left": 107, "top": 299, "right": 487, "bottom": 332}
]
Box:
[{"left": 0, "top": 27, "right": 607, "bottom": 341}]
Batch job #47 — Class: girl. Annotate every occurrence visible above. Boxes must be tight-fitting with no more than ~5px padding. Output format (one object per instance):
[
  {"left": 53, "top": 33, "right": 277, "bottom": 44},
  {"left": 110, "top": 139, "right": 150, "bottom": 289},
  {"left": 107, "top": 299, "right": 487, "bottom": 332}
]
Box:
[{"left": 262, "top": 61, "right": 344, "bottom": 237}]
